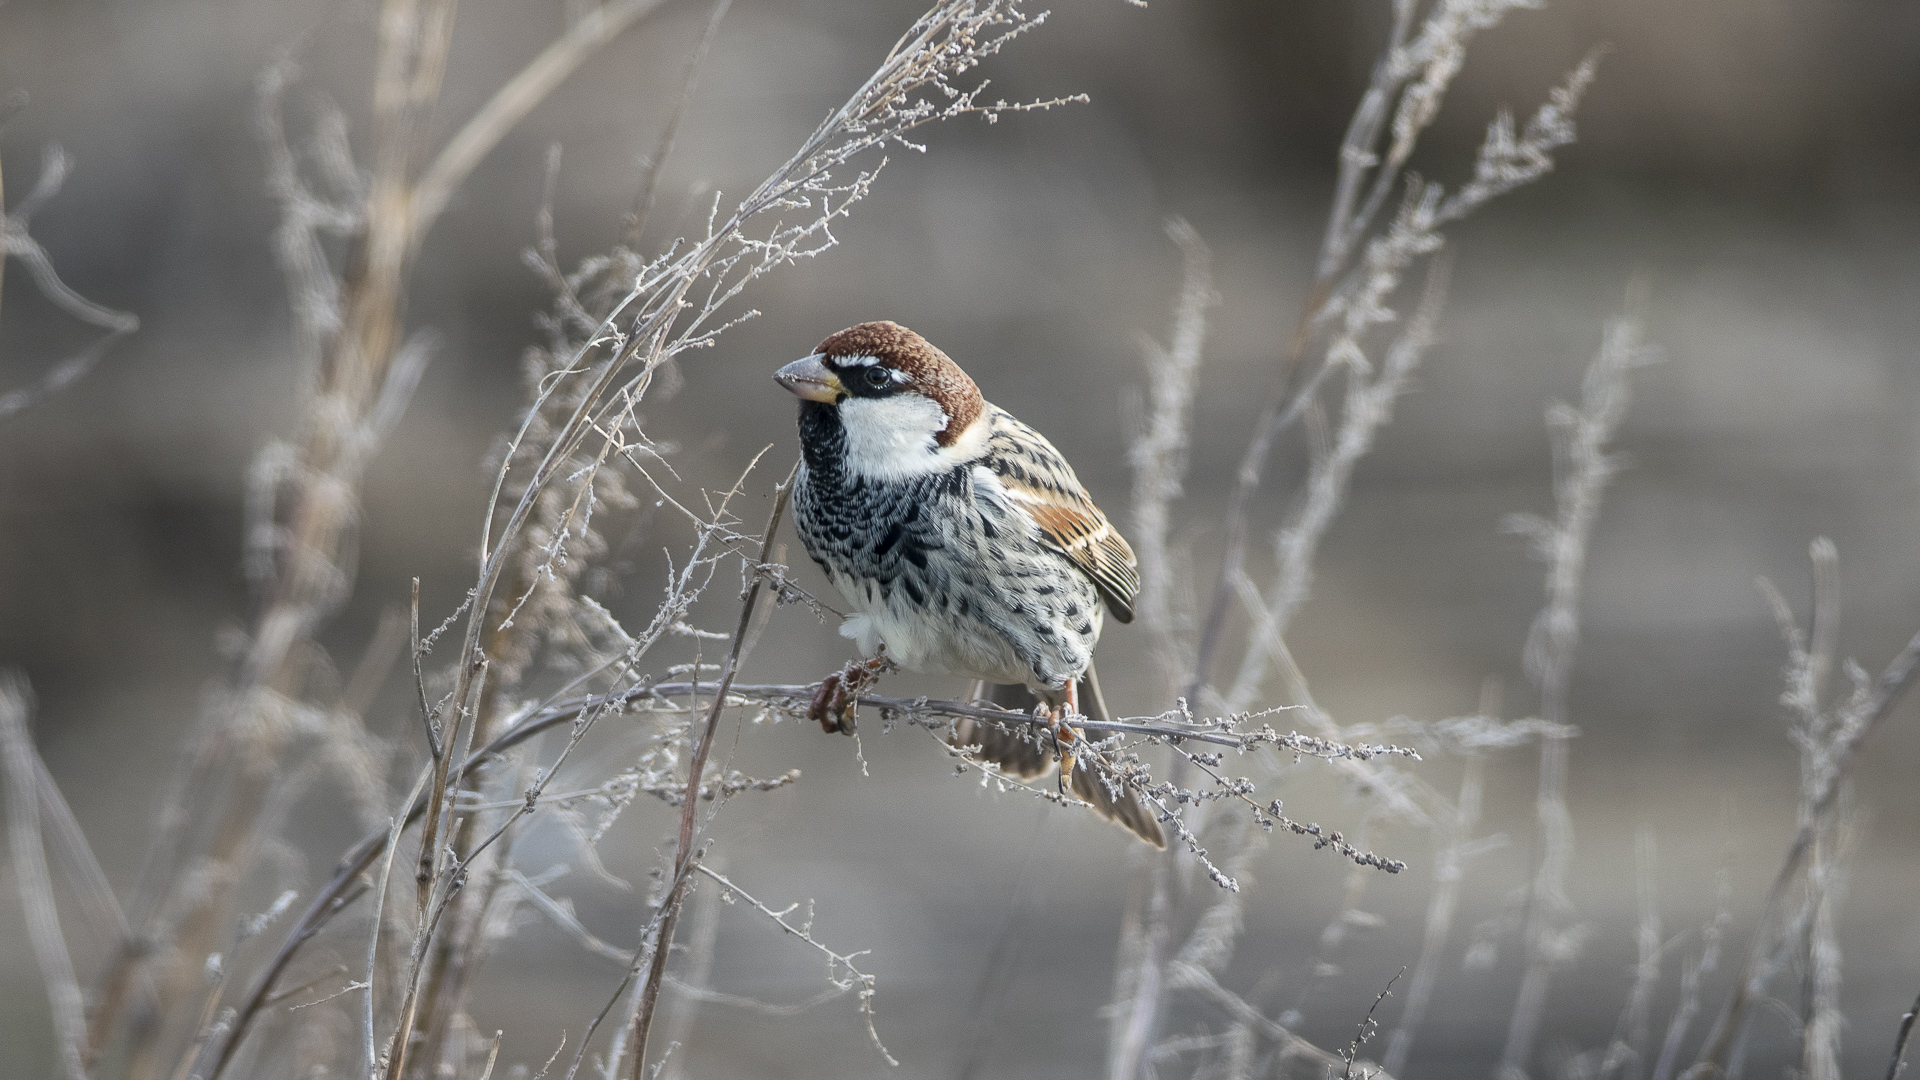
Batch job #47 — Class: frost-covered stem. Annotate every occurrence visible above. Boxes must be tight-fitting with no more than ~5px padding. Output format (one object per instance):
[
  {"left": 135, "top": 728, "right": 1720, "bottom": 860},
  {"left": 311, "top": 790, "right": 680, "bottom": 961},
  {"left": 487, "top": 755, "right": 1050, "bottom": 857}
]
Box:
[
  {"left": 1129, "top": 218, "right": 1215, "bottom": 681},
  {"left": 1595, "top": 828, "right": 1662, "bottom": 1080},
  {"left": 693, "top": 866, "right": 896, "bottom": 1064},
  {"left": 113, "top": 1, "right": 656, "bottom": 1066},
  {"left": 1801, "top": 832, "right": 1845, "bottom": 1080},
  {"left": 1108, "top": 217, "right": 1212, "bottom": 1080},
  {"left": 1651, "top": 867, "right": 1731, "bottom": 1080},
  {"left": 1185, "top": 7, "right": 1596, "bottom": 710},
  {"left": 1221, "top": 259, "right": 1447, "bottom": 716},
  {"left": 1108, "top": 850, "right": 1176, "bottom": 1080},
  {"left": 1383, "top": 751, "right": 1485, "bottom": 1077},
  {"left": 1, "top": 674, "right": 89, "bottom": 1080},
  {"left": 0, "top": 146, "right": 141, "bottom": 421},
  {"left": 625, "top": 476, "right": 793, "bottom": 1078},
  {"left": 1889, "top": 988, "right": 1920, "bottom": 1080},
  {"left": 1690, "top": 623, "right": 1920, "bottom": 1075},
  {"left": 1499, "top": 305, "right": 1650, "bottom": 1080},
  {"left": 651, "top": 866, "right": 720, "bottom": 1080}
]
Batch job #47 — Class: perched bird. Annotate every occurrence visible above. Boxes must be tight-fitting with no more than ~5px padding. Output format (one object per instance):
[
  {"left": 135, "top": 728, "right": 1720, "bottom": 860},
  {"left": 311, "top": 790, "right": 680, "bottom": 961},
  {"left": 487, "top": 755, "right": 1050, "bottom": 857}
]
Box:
[{"left": 775, "top": 320, "right": 1164, "bottom": 847}]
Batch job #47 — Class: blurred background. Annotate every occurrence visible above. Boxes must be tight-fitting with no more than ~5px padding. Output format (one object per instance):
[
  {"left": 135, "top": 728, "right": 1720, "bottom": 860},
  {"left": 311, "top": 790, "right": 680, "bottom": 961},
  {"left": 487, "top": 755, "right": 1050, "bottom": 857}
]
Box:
[{"left": 3, "top": 0, "right": 1919, "bottom": 1076}]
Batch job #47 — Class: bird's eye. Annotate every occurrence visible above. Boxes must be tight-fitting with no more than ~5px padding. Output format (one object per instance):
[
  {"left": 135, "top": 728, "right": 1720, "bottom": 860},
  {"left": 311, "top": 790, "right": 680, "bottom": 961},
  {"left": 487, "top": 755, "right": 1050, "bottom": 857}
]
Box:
[{"left": 861, "top": 366, "right": 893, "bottom": 390}]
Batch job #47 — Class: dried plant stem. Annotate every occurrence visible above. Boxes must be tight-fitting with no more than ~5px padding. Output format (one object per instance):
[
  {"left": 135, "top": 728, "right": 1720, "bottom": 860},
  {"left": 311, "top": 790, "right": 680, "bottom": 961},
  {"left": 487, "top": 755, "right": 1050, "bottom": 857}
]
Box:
[
  {"left": 1499, "top": 303, "right": 1651, "bottom": 1080},
  {"left": 0, "top": 146, "right": 141, "bottom": 420},
  {"left": 95, "top": 0, "right": 454, "bottom": 1056},
  {"left": 1221, "top": 258, "right": 1449, "bottom": 721},
  {"left": 1651, "top": 868, "right": 1732, "bottom": 1080},
  {"left": 1889, "top": 988, "right": 1920, "bottom": 1080},
  {"left": 1800, "top": 830, "right": 1846, "bottom": 1080},
  {"left": 2, "top": 674, "right": 89, "bottom": 1080},
  {"left": 625, "top": 470, "right": 794, "bottom": 1079},
  {"left": 410, "top": 0, "right": 671, "bottom": 239},
  {"left": 693, "top": 865, "right": 895, "bottom": 1065},
  {"left": 1129, "top": 218, "right": 1215, "bottom": 678},
  {"left": 1108, "top": 849, "right": 1177, "bottom": 1080},
  {"left": 1382, "top": 751, "right": 1485, "bottom": 1076},
  {"left": 1591, "top": 827, "right": 1663, "bottom": 1080},
  {"left": 155, "top": 3, "right": 659, "bottom": 1069},
  {"left": 1687, "top": 626, "right": 1920, "bottom": 1076}
]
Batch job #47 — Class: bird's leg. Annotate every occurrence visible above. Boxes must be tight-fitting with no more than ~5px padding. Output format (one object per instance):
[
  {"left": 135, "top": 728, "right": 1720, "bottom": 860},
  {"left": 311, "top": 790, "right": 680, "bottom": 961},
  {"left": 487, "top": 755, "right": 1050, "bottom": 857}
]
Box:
[
  {"left": 808, "top": 649, "right": 891, "bottom": 735},
  {"left": 1052, "top": 679, "right": 1082, "bottom": 799}
]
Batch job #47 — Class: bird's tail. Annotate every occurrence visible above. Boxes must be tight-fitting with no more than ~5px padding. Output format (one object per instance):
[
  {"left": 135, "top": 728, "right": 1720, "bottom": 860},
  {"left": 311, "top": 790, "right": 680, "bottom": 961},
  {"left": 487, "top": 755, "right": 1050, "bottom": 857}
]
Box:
[{"left": 952, "top": 664, "right": 1166, "bottom": 848}]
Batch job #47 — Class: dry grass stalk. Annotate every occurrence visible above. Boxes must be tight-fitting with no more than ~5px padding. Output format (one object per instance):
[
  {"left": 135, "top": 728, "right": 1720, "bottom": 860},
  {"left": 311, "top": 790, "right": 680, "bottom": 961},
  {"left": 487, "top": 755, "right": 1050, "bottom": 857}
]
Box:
[
  {"left": 55, "top": 0, "right": 676, "bottom": 1073},
  {"left": 1108, "top": 4, "right": 1602, "bottom": 1076},
  {"left": 1497, "top": 298, "right": 1656, "bottom": 1080},
  {"left": 1379, "top": 684, "right": 1501, "bottom": 1077},
  {"left": 1681, "top": 548, "right": 1920, "bottom": 1080},
  {"left": 0, "top": 144, "right": 141, "bottom": 419},
  {"left": 13, "top": 1, "right": 1920, "bottom": 1078},
  {"left": 2, "top": 673, "right": 89, "bottom": 1080},
  {"left": 1889, "top": 989, "right": 1920, "bottom": 1080}
]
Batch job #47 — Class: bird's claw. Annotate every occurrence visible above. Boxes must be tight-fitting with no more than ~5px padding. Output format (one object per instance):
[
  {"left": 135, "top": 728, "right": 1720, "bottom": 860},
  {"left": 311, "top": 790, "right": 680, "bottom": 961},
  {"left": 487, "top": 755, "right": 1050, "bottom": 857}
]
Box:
[
  {"left": 809, "top": 653, "right": 890, "bottom": 735},
  {"left": 1048, "top": 707, "right": 1081, "bottom": 798}
]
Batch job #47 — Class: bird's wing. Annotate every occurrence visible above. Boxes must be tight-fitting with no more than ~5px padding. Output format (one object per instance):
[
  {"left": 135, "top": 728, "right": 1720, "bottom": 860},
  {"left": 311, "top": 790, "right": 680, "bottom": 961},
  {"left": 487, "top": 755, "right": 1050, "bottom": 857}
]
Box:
[{"left": 982, "top": 409, "right": 1140, "bottom": 623}]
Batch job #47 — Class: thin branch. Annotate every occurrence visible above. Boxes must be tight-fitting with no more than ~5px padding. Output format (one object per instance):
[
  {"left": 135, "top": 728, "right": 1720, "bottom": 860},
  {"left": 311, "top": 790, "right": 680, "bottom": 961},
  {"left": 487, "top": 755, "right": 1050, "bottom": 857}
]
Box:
[
  {"left": 0, "top": 145, "right": 141, "bottom": 420},
  {"left": 694, "top": 865, "right": 895, "bottom": 1064},
  {"left": 1341, "top": 969, "right": 1403, "bottom": 1080},
  {"left": 1382, "top": 738, "right": 1489, "bottom": 1076},
  {"left": 1129, "top": 217, "right": 1216, "bottom": 681},
  {"left": 411, "top": 0, "right": 671, "bottom": 241},
  {"left": 1651, "top": 865, "right": 1732, "bottom": 1080},
  {"left": 1499, "top": 298, "right": 1652, "bottom": 1080},
  {"left": 624, "top": 0, "right": 732, "bottom": 247},
  {"left": 1688, "top": 627, "right": 1920, "bottom": 1075},
  {"left": 1, "top": 673, "right": 88, "bottom": 1080},
  {"left": 626, "top": 467, "right": 795, "bottom": 1078},
  {"left": 1889, "top": 988, "right": 1920, "bottom": 1080}
]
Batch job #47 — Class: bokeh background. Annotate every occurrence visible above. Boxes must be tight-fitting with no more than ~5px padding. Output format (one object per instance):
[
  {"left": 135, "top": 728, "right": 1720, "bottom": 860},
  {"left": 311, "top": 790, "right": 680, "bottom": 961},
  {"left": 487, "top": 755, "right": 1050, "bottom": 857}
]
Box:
[{"left": 3, "top": 0, "right": 1919, "bottom": 1076}]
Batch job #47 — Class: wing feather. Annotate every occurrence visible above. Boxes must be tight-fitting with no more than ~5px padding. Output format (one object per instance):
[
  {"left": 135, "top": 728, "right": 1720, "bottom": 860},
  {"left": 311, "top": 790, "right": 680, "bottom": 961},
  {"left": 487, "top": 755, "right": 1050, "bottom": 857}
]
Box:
[{"left": 983, "top": 409, "right": 1140, "bottom": 623}]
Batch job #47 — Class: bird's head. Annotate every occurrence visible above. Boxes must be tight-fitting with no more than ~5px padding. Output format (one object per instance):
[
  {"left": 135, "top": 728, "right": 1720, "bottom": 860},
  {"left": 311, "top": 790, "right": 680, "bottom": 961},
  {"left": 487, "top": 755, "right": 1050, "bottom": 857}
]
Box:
[{"left": 775, "top": 321, "right": 988, "bottom": 480}]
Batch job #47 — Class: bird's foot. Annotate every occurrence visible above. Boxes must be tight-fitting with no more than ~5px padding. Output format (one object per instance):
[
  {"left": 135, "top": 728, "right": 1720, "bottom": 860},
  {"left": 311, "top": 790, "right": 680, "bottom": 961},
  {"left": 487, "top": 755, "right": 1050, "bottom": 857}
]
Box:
[
  {"left": 809, "top": 653, "right": 890, "bottom": 735},
  {"left": 1048, "top": 706, "right": 1082, "bottom": 799}
]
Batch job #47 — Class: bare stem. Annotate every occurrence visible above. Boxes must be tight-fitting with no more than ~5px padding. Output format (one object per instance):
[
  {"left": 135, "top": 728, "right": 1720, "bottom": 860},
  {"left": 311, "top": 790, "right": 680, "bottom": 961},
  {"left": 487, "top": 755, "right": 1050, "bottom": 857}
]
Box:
[
  {"left": 624, "top": 470, "right": 794, "bottom": 1078},
  {"left": 1, "top": 673, "right": 89, "bottom": 1080}
]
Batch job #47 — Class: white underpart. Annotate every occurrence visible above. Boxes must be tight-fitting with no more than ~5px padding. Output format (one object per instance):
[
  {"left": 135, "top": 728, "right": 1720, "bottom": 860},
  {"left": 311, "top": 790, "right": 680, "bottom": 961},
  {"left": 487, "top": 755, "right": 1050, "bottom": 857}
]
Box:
[
  {"left": 837, "top": 392, "right": 990, "bottom": 482},
  {"left": 831, "top": 445, "right": 1094, "bottom": 687}
]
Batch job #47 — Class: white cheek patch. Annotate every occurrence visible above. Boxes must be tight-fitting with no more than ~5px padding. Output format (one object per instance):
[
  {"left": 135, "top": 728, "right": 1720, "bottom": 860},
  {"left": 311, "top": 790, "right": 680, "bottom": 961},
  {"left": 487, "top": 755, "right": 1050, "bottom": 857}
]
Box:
[{"left": 838, "top": 394, "right": 951, "bottom": 480}]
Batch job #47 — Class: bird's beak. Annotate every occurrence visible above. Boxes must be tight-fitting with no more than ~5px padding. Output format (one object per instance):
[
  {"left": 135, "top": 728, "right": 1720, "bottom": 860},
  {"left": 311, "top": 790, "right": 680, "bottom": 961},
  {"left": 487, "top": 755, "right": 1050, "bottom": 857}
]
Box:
[{"left": 774, "top": 354, "right": 843, "bottom": 403}]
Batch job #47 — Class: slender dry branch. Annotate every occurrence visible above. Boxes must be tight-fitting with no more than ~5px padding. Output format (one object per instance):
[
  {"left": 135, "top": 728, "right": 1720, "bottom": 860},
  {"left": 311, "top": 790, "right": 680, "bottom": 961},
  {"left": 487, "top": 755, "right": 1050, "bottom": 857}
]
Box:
[
  {"left": 1185, "top": 6, "right": 1596, "bottom": 710},
  {"left": 624, "top": 471, "right": 793, "bottom": 1078},
  {"left": 163, "top": 3, "right": 670, "bottom": 1070},
  {"left": 1688, "top": 624, "right": 1920, "bottom": 1076},
  {"left": 1382, "top": 746, "right": 1488, "bottom": 1076},
  {"left": 693, "top": 865, "right": 895, "bottom": 1065},
  {"left": 410, "top": 0, "right": 673, "bottom": 241},
  {"left": 1, "top": 673, "right": 88, "bottom": 1080},
  {"left": 1889, "top": 988, "right": 1920, "bottom": 1080},
  {"left": 1498, "top": 300, "right": 1652, "bottom": 1080},
  {"left": 1129, "top": 218, "right": 1216, "bottom": 683},
  {"left": 1221, "top": 257, "right": 1449, "bottom": 720},
  {"left": 1651, "top": 867, "right": 1732, "bottom": 1080},
  {"left": 0, "top": 145, "right": 141, "bottom": 420}
]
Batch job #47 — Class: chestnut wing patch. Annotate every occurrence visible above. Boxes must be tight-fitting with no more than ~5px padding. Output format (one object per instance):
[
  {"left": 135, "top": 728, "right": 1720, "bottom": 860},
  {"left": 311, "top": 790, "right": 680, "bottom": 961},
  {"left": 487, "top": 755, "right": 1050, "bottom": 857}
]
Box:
[{"left": 986, "top": 411, "right": 1140, "bottom": 624}]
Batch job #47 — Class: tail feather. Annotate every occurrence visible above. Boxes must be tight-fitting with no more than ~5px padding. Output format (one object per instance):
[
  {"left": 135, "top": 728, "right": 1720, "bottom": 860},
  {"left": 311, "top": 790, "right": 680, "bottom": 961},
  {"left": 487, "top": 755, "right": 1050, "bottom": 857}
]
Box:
[{"left": 951, "top": 666, "right": 1166, "bottom": 848}]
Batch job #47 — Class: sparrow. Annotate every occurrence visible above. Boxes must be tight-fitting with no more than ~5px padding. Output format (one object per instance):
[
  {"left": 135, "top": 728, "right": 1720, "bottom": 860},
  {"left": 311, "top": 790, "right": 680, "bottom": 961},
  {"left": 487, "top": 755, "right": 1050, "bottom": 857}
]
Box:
[{"left": 775, "top": 320, "right": 1164, "bottom": 847}]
